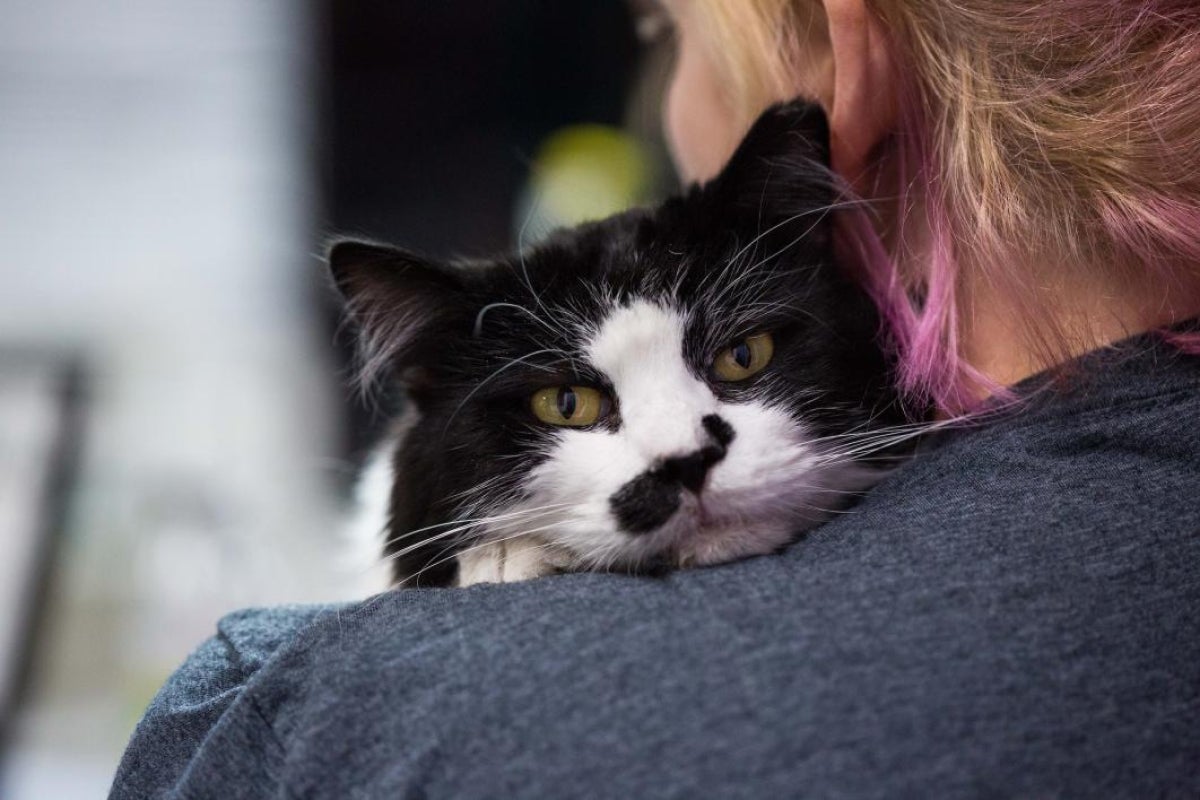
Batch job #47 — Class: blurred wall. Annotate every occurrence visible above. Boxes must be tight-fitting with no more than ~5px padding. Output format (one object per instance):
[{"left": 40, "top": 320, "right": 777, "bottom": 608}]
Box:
[
  {"left": 0, "top": 1, "right": 340, "bottom": 796},
  {"left": 320, "top": 0, "right": 639, "bottom": 254}
]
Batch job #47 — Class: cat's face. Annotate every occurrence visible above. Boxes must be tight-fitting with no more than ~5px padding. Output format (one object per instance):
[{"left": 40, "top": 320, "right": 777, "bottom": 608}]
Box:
[
  {"left": 332, "top": 101, "right": 909, "bottom": 585},
  {"left": 508, "top": 294, "right": 887, "bottom": 573}
]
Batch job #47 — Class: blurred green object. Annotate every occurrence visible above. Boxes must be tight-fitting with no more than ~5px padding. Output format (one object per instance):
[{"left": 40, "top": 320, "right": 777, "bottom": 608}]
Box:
[{"left": 516, "top": 125, "right": 656, "bottom": 242}]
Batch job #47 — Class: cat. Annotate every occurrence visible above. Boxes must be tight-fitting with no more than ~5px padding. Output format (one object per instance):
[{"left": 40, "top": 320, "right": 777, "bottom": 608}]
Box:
[{"left": 331, "top": 100, "right": 912, "bottom": 588}]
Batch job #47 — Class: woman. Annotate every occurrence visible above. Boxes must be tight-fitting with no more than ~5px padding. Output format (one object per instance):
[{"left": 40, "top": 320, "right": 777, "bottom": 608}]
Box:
[{"left": 111, "top": 2, "right": 1200, "bottom": 797}]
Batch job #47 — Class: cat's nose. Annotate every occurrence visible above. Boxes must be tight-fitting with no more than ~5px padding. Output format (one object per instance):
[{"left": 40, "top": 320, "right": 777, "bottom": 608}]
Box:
[
  {"left": 659, "top": 414, "right": 734, "bottom": 493},
  {"left": 609, "top": 415, "right": 737, "bottom": 535},
  {"left": 660, "top": 446, "right": 724, "bottom": 493}
]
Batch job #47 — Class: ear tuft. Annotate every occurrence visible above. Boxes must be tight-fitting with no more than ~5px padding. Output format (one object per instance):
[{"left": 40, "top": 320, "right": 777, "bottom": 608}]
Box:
[
  {"left": 731, "top": 99, "right": 831, "bottom": 169},
  {"left": 702, "top": 99, "right": 839, "bottom": 245},
  {"left": 327, "top": 239, "right": 465, "bottom": 387}
]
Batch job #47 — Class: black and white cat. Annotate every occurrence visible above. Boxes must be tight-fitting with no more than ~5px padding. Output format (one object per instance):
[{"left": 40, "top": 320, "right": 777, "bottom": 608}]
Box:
[{"left": 332, "top": 100, "right": 911, "bottom": 588}]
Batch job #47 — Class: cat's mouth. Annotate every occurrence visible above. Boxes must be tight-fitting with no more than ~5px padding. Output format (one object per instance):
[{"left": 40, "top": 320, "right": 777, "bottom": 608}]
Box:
[{"left": 647, "top": 492, "right": 795, "bottom": 568}]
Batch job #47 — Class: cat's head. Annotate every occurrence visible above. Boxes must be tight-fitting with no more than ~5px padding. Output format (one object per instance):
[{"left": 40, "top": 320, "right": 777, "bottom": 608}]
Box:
[{"left": 331, "top": 100, "right": 908, "bottom": 585}]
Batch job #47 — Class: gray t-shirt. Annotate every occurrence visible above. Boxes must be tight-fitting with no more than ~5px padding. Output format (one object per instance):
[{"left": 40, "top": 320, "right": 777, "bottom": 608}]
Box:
[{"left": 110, "top": 333, "right": 1200, "bottom": 798}]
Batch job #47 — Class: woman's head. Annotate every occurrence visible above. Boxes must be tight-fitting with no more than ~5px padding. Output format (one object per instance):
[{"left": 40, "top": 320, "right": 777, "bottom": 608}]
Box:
[{"left": 655, "top": 0, "right": 1200, "bottom": 413}]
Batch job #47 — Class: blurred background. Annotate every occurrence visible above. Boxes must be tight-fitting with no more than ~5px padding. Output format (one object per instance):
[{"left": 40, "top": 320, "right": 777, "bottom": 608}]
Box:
[{"left": 0, "top": 1, "right": 672, "bottom": 795}]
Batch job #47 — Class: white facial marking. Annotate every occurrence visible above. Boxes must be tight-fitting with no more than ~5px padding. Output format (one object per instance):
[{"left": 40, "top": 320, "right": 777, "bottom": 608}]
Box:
[{"left": 586, "top": 300, "right": 716, "bottom": 459}]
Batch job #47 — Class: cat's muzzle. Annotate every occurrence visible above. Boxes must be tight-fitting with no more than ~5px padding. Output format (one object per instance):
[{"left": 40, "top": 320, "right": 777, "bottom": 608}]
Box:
[{"left": 608, "top": 413, "right": 735, "bottom": 534}]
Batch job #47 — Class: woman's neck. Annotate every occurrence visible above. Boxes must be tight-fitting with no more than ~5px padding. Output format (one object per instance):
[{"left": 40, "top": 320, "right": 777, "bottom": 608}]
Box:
[{"left": 961, "top": 272, "right": 1200, "bottom": 394}]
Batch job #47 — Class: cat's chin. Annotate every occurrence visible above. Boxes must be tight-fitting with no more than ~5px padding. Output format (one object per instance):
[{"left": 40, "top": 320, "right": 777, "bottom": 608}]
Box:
[{"left": 635, "top": 495, "right": 806, "bottom": 570}]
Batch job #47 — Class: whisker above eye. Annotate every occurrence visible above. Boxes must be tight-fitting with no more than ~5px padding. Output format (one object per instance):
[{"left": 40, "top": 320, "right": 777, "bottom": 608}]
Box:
[
  {"left": 441, "top": 348, "right": 571, "bottom": 435},
  {"left": 474, "top": 302, "right": 564, "bottom": 341}
]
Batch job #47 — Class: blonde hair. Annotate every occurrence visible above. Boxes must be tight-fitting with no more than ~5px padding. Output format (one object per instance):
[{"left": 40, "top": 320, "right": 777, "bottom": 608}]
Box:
[{"left": 693, "top": 0, "right": 1200, "bottom": 412}]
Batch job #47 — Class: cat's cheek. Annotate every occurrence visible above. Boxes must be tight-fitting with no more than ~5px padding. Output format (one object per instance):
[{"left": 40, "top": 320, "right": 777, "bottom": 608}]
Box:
[
  {"left": 524, "top": 429, "right": 636, "bottom": 502},
  {"left": 706, "top": 401, "right": 816, "bottom": 494},
  {"left": 670, "top": 399, "right": 837, "bottom": 565},
  {"left": 519, "top": 428, "right": 644, "bottom": 561}
]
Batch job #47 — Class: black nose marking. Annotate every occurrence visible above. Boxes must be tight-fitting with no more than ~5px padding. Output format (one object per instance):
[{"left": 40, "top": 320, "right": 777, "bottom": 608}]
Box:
[
  {"left": 702, "top": 414, "right": 735, "bottom": 448},
  {"left": 661, "top": 452, "right": 709, "bottom": 493},
  {"left": 610, "top": 471, "right": 682, "bottom": 534},
  {"left": 660, "top": 448, "right": 719, "bottom": 493},
  {"left": 610, "top": 415, "right": 737, "bottom": 534}
]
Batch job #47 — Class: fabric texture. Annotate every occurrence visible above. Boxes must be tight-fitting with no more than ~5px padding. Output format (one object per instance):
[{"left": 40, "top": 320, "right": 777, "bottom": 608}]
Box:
[{"left": 110, "top": 334, "right": 1200, "bottom": 799}]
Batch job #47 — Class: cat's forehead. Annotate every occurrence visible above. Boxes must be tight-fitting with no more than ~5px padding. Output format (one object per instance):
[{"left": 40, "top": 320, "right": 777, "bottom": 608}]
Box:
[
  {"left": 587, "top": 300, "right": 685, "bottom": 377},
  {"left": 506, "top": 214, "right": 819, "bottom": 324},
  {"left": 458, "top": 202, "right": 837, "bottom": 382}
]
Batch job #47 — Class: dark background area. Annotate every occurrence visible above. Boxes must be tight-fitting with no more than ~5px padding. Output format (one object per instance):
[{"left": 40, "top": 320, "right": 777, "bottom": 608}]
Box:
[
  {"left": 317, "top": 0, "right": 647, "bottom": 460},
  {"left": 319, "top": 1, "right": 641, "bottom": 255}
]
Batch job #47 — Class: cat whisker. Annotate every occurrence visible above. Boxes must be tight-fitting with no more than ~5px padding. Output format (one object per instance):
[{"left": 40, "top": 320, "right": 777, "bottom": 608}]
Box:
[
  {"left": 443, "top": 473, "right": 510, "bottom": 504},
  {"left": 380, "top": 502, "right": 572, "bottom": 556},
  {"left": 513, "top": 189, "right": 555, "bottom": 321},
  {"left": 441, "top": 348, "right": 572, "bottom": 435},
  {"left": 699, "top": 197, "right": 873, "bottom": 301},
  {"left": 473, "top": 301, "right": 567, "bottom": 343},
  {"left": 705, "top": 211, "right": 839, "bottom": 313},
  {"left": 806, "top": 409, "right": 1011, "bottom": 460}
]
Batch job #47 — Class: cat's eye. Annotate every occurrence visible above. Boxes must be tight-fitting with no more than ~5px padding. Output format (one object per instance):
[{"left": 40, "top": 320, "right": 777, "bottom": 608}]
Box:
[
  {"left": 712, "top": 332, "right": 774, "bottom": 382},
  {"left": 530, "top": 385, "right": 610, "bottom": 427}
]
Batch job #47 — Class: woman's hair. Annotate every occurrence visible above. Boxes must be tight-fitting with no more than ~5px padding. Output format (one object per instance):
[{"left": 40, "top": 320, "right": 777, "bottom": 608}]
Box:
[{"left": 693, "top": 0, "right": 1200, "bottom": 413}]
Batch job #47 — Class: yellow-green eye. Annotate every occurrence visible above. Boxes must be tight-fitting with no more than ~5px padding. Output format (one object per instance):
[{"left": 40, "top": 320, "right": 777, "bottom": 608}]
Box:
[
  {"left": 712, "top": 332, "right": 774, "bottom": 381},
  {"left": 530, "top": 385, "right": 609, "bottom": 427}
]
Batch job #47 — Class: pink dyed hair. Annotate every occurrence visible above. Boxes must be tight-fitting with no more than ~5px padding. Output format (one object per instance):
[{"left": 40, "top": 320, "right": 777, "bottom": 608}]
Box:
[{"left": 696, "top": 0, "right": 1200, "bottom": 413}]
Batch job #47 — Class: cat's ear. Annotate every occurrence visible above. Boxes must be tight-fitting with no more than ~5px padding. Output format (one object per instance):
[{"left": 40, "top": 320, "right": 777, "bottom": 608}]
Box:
[
  {"left": 727, "top": 99, "right": 831, "bottom": 172},
  {"left": 328, "top": 239, "right": 467, "bottom": 385},
  {"left": 703, "top": 99, "right": 837, "bottom": 239}
]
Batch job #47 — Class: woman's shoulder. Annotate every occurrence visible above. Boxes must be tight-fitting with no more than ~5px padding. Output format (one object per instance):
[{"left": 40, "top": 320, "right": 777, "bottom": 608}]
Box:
[
  {"left": 108, "top": 603, "right": 341, "bottom": 798},
  {"left": 819, "top": 332, "right": 1200, "bottom": 550}
]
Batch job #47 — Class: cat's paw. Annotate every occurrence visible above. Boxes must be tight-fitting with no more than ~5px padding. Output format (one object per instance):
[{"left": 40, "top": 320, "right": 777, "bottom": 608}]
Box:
[{"left": 455, "top": 537, "right": 574, "bottom": 586}]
